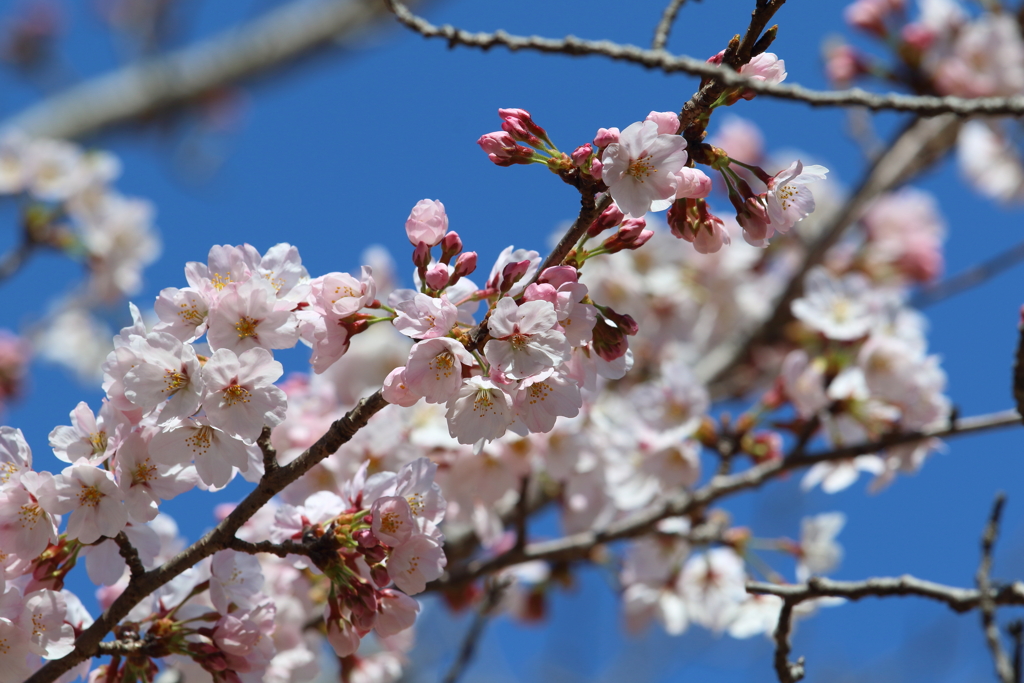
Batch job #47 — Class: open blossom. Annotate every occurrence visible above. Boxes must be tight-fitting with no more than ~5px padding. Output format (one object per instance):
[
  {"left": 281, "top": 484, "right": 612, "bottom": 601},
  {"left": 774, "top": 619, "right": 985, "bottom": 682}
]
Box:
[
  {"left": 445, "top": 376, "right": 514, "bottom": 446},
  {"left": 39, "top": 463, "right": 128, "bottom": 544},
  {"left": 0, "top": 471, "right": 60, "bottom": 559},
  {"left": 791, "top": 267, "right": 878, "bottom": 340},
  {"left": 149, "top": 416, "right": 257, "bottom": 489},
  {"left": 313, "top": 266, "right": 376, "bottom": 319},
  {"left": 601, "top": 120, "right": 688, "bottom": 218},
  {"left": 765, "top": 160, "right": 828, "bottom": 231},
  {"left": 405, "top": 337, "right": 476, "bottom": 404},
  {"left": 390, "top": 291, "right": 458, "bottom": 340},
  {"left": 114, "top": 431, "right": 197, "bottom": 523},
  {"left": 122, "top": 331, "right": 205, "bottom": 421},
  {"left": 387, "top": 534, "right": 446, "bottom": 595},
  {"left": 202, "top": 347, "right": 287, "bottom": 441},
  {"left": 513, "top": 369, "right": 582, "bottom": 434},
  {"left": 0, "top": 426, "right": 33, "bottom": 486},
  {"left": 484, "top": 298, "right": 570, "bottom": 379},
  {"left": 207, "top": 279, "right": 300, "bottom": 353},
  {"left": 48, "top": 400, "right": 128, "bottom": 465},
  {"left": 797, "top": 512, "right": 846, "bottom": 581},
  {"left": 153, "top": 286, "right": 210, "bottom": 342}
]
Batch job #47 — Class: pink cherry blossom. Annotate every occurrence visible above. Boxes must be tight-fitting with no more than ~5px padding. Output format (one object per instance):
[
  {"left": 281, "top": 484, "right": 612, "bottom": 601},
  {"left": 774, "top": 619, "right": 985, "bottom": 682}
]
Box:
[
  {"left": 152, "top": 286, "right": 210, "bottom": 342},
  {"left": 202, "top": 347, "right": 287, "bottom": 441},
  {"left": 601, "top": 120, "right": 688, "bottom": 218},
  {"left": 48, "top": 400, "right": 129, "bottom": 466},
  {"left": 371, "top": 496, "right": 416, "bottom": 547},
  {"left": 122, "top": 332, "right": 205, "bottom": 421},
  {"left": 206, "top": 279, "right": 300, "bottom": 353},
  {"left": 210, "top": 550, "right": 265, "bottom": 613},
  {"left": 390, "top": 291, "right": 458, "bottom": 340},
  {"left": 513, "top": 369, "right": 582, "bottom": 434},
  {"left": 382, "top": 367, "right": 421, "bottom": 407},
  {"left": 149, "top": 416, "right": 257, "bottom": 489},
  {"left": 0, "top": 426, "right": 32, "bottom": 486},
  {"left": 387, "top": 534, "right": 446, "bottom": 595},
  {"left": 445, "top": 376, "right": 514, "bottom": 446},
  {"left": 484, "top": 298, "right": 570, "bottom": 380},
  {"left": 375, "top": 589, "right": 420, "bottom": 638},
  {"left": 40, "top": 463, "right": 128, "bottom": 544},
  {"left": 114, "top": 431, "right": 198, "bottom": 523},
  {"left": 0, "top": 471, "right": 59, "bottom": 560},
  {"left": 765, "top": 160, "right": 829, "bottom": 232},
  {"left": 404, "top": 337, "right": 476, "bottom": 404}
]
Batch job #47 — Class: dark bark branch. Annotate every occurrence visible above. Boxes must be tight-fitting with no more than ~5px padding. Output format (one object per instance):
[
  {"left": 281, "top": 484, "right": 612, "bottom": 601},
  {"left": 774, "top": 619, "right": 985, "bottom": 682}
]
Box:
[
  {"left": 978, "top": 493, "right": 1014, "bottom": 683},
  {"left": 384, "top": 1, "right": 1024, "bottom": 117}
]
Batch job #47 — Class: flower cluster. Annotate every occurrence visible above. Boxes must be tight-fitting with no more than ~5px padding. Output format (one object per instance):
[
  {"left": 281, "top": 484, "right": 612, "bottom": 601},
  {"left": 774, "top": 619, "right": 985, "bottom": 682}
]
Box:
[{"left": 834, "top": 0, "right": 1024, "bottom": 201}]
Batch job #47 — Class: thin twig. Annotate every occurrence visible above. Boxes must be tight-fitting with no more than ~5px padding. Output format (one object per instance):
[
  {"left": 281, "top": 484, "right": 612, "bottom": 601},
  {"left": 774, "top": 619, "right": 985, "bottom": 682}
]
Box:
[
  {"left": 913, "top": 238, "right": 1024, "bottom": 309},
  {"left": 0, "top": 240, "right": 35, "bottom": 282},
  {"left": 258, "top": 425, "right": 278, "bottom": 475},
  {"left": 748, "top": 575, "right": 1024, "bottom": 613},
  {"left": 978, "top": 493, "right": 1014, "bottom": 683},
  {"left": 441, "top": 579, "right": 510, "bottom": 683},
  {"left": 383, "top": 0, "right": 1024, "bottom": 117},
  {"left": 513, "top": 475, "right": 530, "bottom": 552},
  {"left": 1009, "top": 620, "right": 1024, "bottom": 683},
  {"left": 652, "top": 0, "right": 690, "bottom": 50}
]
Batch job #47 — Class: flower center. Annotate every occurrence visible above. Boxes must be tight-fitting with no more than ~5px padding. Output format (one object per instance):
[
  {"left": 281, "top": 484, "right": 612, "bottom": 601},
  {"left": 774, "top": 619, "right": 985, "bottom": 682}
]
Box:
[
  {"left": 78, "top": 485, "right": 104, "bottom": 508},
  {"left": 223, "top": 384, "right": 252, "bottom": 407},
  {"left": 164, "top": 368, "right": 188, "bottom": 395},
  {"left": 235, "top": 316, "right": 259, "bottom": 339},
  {"left": 626, "top": 155, "right": 656, "bottom": 182}
]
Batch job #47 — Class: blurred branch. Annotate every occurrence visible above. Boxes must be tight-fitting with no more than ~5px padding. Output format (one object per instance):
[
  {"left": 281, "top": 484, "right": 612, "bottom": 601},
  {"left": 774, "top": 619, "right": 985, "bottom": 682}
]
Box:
[
  {"left": 978, "top": 493, "right": 1015, "bottom": 683},
  {"left": 435, "top": 409, "right": 1021, "bottom": 589},
  {"left": 441, "top": 579, "right": 510, "bottom": 683},
  {"left": 697, "top": 113, "right": 961, "bottom": 392},
  {"left": 771, "top": 600, "right": 805, "bottom": 683},
  {"left": 0, "top": 239, "right": 35, "bottom": 282},
  {"left": 1, "top": 0, "right": 424, "bottom": 140},
  {"left": 651, "top": 0, "right": 692, "bottom": 50},
  {"left": 913, "top": 238, "right": 1024, "bottom": 308},
  {"left": 384, "top": 0, "right": 1024, "bottom": 117},
  {"left": 747, "top": 575, "right": 1024, "bottom": 612}
]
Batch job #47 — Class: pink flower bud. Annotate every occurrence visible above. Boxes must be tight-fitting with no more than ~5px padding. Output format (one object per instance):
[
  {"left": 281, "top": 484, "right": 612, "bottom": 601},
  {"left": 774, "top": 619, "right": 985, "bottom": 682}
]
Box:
[
  {"left": 600, "top": 306, "right": 639, "bottom": 336},
  {"left": 901, "top": 23, "right": 934, "bottom": 51},
  {"left": 675, "top": 167, "right": 713, "bottom": 199},
  {"left": 371, "top": 564, "right": 391, "bottom": 589},
  {"left": 362, "top": 544, "right": 386, "bottom": 563},
  {"left": 425, "top": 263, "right": 450, "bottom": 290},
  {"left": 601, "top": 220, "right": 650, "bottom": 254},
  {"left": 354, "top": 529, "right": 378, "bottom": 547},
  {"left": 453, "top": 251, "right": 477, "bottom": 278},
  {"left": 645, "top": 110, "right": 680, "bottom": 135},
  {"left": 571, "top": 143, "right": 593, "bottom": 167},
  {"left": 498, "top": 108, "right": 549, "bottom": 144},
  {"left": 477, "top": 132, "right": 536, "bottom": 166},
  {"left": 412, "top": 242, "right": 431, "bottom": 268},
  {"left": 591, "top": 318, "right": 629, "bottom": 361},
  {"left": 440, "top": 231, "right": 463, "bottom": 263},
  {"left": 538, "top": 265, "right": 578, "bottom": 288},
  {"left": 593, "top": 127, "right": 620, "bottom": 148},
  {"left": 587, "top": 203, "right": 625, "bottom": 237},
  {"left": 405, "top": 199, "right": 448, "bottom": 246},
  {"left": 590, "top": 157, "right": 604, "bottom": 180},
  {"left": 499, "top": 259, "right": 531, "bottom": 294}
]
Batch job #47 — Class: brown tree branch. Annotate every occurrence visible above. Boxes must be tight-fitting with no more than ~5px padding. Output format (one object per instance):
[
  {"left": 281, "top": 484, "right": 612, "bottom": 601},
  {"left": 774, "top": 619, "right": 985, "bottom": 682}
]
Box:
[
  {"left": 747, "top": 576, "right": 1024, "bottom": 613},
  {"left": 383, "top": 0, "right": 1024, "bottom": 117},
  {"left": 912, "top": 238, "right": 1024, "bottom": 309},
  {"left": 771, "top": 599, "right": 805, "bottom": 683},
  {"left": 434, "top": 409, "right": 1021, "bottom": 590},
  {"left": 978, "top": 493, "right": 1015, "bottom": 683}
]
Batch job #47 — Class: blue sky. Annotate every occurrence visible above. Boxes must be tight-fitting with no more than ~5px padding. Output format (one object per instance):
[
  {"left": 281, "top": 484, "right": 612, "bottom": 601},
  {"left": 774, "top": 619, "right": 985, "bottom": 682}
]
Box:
[{"left": 2, "top": 0, "right": 1024, "bottom": 681}]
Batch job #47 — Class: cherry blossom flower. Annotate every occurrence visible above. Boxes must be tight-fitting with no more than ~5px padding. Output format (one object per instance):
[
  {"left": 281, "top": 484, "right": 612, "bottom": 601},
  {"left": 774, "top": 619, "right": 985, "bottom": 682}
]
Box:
[
  {"left": 149, "top": 416, "right": 257, "bottom": 489},
  {"left": 206, "top": 279, "right": 299, "bottom": 353},
  {"left": 210, "top": 550, "right": 266, "bottom": 613},
  {"left": 202, "top": 347, "right": 287, "bottom": 441},
  {"left": 445, "top": 376, "right": 514, "bottom": 446},
  {"left": 390, "top": 291, "right": 458, "bottom": 340},
  {"left": 40, "top": 463, "right": 128, "bottom": 544},
  {"left": 791, "top": 267, "right": 878, "bottom": 341},
  {"left": 122, "top": 332, "right": 205, "bottom": 421},
  {"left": 680, "top": 548, "right": 747, "bottom": 632},
  {"left": 512, "top": 369, "right": 582, "bottom": 434},
  {"left": 764, "top": 160, "right": 829, "bottom": 232},
  {"left": 371, "top": 496, "right": 416, "bottom": 547},
  {"left": 797, "top": 512, "right": 846, "bottom": 581},
  {"left": 484, "top": 298, "right": 570, "bottom": 380},
  {"left": 152, "top": 286, "right": 210, "bottom": 342},
  {"left": 601, "top": 120, "right": 688, "bottom": 218},
  {"left": 404, "top": 337, "right": 476, "bottom": 404},
  {"left": 0, "top": 426, "right": 32, "bottom": 486},
  {"left": 0, "top": 471, "right": 59, "bottom": 559},
  {"left": 114, "top": 431, "right": 198, "bottom": 523},
  {"left": 374, "top": 589, "right": 419, "bottom": 637},
  {"left": 387, "top": 534, "right": 446, "bottom": 595}
]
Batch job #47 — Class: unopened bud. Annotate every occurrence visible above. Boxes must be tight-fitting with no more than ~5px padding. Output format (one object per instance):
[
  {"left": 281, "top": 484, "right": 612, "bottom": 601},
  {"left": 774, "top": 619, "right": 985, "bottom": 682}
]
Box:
[
  {"left": 453, "top": 251, "right": 477, "bottom": 278},
  {"left": 593, "top": 127, "right": 619, "bottom": 148},
  {"left": 591, "top": 318, "right": 629, "bottom": 361},
  {"left": 587, "top": 203, "right": 625, "bottom": 237},
  {"left": 571, "top": 143, "right": 593, "bottom": 167},
  {"left": 498, "top": 108, "right": 550, "bottom": 145},
  {"left": 499, "top": 259, "right": 531, "bottom": 294},
  {"left": 600, "top": 306, "right": 639, "bottom": 336},
  {"left": 477, "top": 131, "right": 537, "bottom": 166},
  {"left": 440, "top": 231, "right": 463, "bottom": 264},
  {"left": 412, "top": 242, "right": 431, "bottom": 268},
  {"left": 425, "top": 263, "right": 450, "bottom": 291}
]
